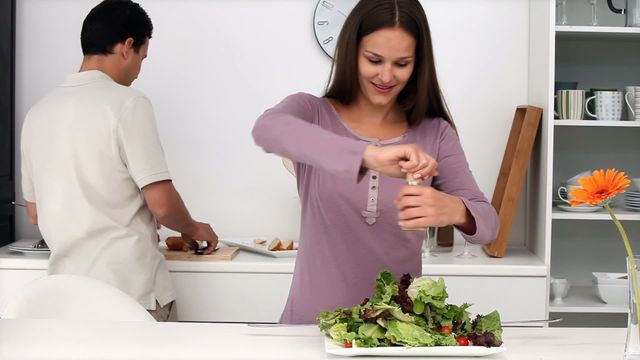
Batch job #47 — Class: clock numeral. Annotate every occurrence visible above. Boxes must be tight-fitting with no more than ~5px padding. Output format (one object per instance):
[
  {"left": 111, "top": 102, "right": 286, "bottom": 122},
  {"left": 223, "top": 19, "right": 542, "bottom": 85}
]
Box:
[
  {"left": 322, "top": 36, "right": 334, "bottom": 45},
  {"left": 317, "top": 20, "right": 329, "bottom": 26},
  {"left": 321, "top": 1, "right": 334, "bottom": 10}
]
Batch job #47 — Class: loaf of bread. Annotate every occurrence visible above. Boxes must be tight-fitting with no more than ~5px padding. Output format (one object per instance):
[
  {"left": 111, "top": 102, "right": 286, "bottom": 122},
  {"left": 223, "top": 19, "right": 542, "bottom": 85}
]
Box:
[{"left": 165, "top": 236, "right": 190, "bottom": 252}]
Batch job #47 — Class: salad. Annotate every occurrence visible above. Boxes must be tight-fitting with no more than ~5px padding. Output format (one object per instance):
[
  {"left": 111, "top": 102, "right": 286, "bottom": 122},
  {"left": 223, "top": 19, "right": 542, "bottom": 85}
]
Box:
[{"left": 317, "top": 271, "right": 503, "bottom": 348}]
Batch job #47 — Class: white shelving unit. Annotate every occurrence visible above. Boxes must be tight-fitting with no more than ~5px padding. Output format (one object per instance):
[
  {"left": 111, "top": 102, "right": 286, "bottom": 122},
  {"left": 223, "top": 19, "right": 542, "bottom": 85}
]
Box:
[{"left": 540, "top": 1, "right": 640, "bottom": 321}]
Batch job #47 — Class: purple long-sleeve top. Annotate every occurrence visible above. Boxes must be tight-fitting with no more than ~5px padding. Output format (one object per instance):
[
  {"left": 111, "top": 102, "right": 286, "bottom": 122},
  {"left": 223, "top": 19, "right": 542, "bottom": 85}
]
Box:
[{"left": 252, "top": 93, "right": 499, "bottom": 324}]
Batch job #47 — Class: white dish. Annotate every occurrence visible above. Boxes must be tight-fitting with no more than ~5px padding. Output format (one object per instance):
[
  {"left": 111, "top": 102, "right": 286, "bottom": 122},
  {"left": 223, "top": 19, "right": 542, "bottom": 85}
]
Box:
[
  {"left": 8, "top": 243, "right": 50, "bottom": 254},
  {"left": 593, "top": 272, "right": 627, "bottom": 285},
  {"left": 324, "top": 337, "right": 506, "bottom": 357},
  {"left": 594, "top": 282, "right": 627, "bottom": 305},
  {"left": 557, "top": 204, "right": 603, "bottom": 213},
  {"left": 219, "top": 237, "right": 297, "bottom": 258}
]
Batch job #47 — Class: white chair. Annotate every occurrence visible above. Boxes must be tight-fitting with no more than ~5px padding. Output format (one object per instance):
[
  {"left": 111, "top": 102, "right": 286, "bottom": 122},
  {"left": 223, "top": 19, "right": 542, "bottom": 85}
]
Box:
[{"left": 0, "top": 274, "right": 155, "bottom": 321}]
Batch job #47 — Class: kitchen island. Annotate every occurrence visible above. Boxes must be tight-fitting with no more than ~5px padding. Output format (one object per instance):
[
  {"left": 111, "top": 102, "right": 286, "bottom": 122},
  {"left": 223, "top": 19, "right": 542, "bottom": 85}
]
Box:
[
  {"left": 0, "top": 240, "right": 547, "bottom": 322},
  {"left": 0, "top": 320, "right": 628, "bottom": 359}
]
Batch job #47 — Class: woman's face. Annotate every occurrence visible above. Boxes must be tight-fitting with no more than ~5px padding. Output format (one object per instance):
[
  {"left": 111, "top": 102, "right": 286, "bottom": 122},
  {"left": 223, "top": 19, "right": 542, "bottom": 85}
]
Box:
[{"left": 357, "top": 26, "right": 416, "bottom": 108}]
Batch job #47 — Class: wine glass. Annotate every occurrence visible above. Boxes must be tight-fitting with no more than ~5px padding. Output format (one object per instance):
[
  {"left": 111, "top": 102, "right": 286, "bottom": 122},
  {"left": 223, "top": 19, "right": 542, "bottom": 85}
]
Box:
[
  {"left": 422, "top": 227, "right": 437, "bottom": 258},
  {"left": 589, "top": 0, "right": 599, "bottom": 26},
  {"left": 456, "top": 240, "right": 478, "bottom": 259},
  {"left": 556, "top": 0, "right": 568, "bottom": 25}
]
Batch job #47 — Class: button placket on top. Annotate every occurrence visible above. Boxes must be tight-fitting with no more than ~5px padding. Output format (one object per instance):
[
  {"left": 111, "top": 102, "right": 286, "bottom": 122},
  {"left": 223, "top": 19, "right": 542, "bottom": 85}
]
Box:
[
  {"left": 361, "top": 140, "right": 381, "bottom": 225},
  {"left": 361, "top": 171, "right": 380, "bottom": 225}
]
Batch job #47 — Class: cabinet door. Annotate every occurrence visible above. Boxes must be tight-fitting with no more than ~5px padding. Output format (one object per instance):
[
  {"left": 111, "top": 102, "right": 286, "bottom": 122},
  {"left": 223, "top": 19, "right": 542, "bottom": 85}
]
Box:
[
  {"left": 170, "top": 272, "right": 293, "bottom": 322},
  {"left": 170, "top": 271, "right": 545, "bottom": 323},
  {"left": 437, "top": 276, "right": 547, "bottom": 325},
  {"left": 0, "top": 0, "right": 15, "bottom": 247}
]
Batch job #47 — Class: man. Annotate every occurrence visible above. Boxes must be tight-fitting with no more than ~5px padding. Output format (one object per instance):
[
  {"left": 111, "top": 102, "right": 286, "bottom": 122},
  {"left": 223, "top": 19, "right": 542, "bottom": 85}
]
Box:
[{"left": 20, "top": 0, "right": 217, "bottom": 321}]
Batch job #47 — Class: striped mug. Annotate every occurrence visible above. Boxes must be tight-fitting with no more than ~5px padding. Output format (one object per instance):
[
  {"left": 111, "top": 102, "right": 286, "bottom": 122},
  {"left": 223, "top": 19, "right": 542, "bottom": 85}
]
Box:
[
  {"left": 625, "top": 86, "right": 640, "bottom": 121},
  {"left": 556, "top": 90, "right": 585, "bottom": 120}
]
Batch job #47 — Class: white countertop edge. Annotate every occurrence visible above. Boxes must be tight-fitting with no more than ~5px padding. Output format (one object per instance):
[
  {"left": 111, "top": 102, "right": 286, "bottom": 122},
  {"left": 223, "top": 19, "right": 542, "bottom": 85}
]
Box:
[{"left": 0, "top": 243, "right": 547, "bottom": 277}]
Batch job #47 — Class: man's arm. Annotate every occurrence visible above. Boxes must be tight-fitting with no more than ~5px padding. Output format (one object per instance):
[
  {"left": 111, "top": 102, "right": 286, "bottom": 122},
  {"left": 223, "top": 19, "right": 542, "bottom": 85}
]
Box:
[
  {"left": 25, "top": 201, "right": 37, "bottom": 225},
  {"left": 142, "top": 180, "right": 218, "bottom": 254}
]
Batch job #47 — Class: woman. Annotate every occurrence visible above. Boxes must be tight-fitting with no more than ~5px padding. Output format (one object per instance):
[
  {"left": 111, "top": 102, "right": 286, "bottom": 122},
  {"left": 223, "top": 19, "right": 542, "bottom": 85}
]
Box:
[{"left": 252, "top": 0, "right": 498, "bottom": 324}]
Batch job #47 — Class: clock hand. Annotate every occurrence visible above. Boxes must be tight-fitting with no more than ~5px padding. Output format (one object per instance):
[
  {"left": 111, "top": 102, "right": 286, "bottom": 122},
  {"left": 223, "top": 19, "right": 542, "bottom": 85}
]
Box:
[{"left": 335, "top": 7, "right": 348, "bottom": 17}]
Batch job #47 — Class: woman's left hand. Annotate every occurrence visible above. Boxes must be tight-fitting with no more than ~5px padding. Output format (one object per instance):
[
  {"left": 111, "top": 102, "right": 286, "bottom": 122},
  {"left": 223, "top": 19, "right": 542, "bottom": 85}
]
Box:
[{"left": 395, "top": 185, "right": 469, "bottom": 230}]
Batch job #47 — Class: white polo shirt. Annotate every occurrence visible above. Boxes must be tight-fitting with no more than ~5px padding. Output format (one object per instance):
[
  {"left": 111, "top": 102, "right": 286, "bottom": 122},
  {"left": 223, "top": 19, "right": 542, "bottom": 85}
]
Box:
[{"left": 21, "top": 70, "right": 175, "bottom": 310}]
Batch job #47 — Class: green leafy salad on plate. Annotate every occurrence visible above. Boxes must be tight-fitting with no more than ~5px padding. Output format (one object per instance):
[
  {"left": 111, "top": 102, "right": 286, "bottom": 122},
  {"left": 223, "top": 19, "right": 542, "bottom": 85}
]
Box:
[{"left": 317, "top": 271, "right": 503, "bottom": 349}]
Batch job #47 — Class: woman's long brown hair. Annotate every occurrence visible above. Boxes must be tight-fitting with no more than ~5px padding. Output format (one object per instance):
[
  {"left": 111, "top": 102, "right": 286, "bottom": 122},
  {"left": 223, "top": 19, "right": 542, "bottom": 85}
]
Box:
[{"left": 325, "top": 0, "right": 455, "bottom": 129}]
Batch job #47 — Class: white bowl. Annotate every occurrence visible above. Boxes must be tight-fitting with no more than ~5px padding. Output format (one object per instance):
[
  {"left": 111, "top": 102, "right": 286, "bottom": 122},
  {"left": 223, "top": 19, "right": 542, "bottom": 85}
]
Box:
[
  {"left": 594, "top": 282, "right": 628, "bottom": 305},
  {"left": 593, "top": 272, "right": 627, "bottom": 285},
  {"left": 632, "top": 178, "right": 640, "bottom": 190}
]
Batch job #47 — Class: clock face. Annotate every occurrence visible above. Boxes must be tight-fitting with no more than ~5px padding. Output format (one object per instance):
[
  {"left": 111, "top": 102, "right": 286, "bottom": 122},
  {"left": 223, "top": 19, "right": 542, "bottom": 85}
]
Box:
[{"left": 313, "top": 0, "right": 359, "bottom": 59}]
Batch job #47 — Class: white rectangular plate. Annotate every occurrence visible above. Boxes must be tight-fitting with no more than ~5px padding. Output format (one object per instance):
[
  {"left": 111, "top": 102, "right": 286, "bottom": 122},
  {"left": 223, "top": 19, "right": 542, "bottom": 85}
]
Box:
[
  {"left": 219, "top": 237, "right": 297, "bottom": 258},
  {"left": 8, "top": 240, "right": 50, "bottom": 254},
  {"left": 324, "top": 337, "right": 506, "bottom": 357}
]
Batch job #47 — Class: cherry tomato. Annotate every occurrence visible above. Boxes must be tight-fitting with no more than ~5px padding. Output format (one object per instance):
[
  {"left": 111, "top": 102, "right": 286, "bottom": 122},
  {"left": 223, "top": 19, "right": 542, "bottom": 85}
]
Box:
[
  {"left": 344, "top": 340, "right": 353, "bottom": 348},
  {"left": 439, "top": 326, "right": 452, "bottom": 334},
  {"left": 456, "top": 337, "right": 469, "bottom": 346}
]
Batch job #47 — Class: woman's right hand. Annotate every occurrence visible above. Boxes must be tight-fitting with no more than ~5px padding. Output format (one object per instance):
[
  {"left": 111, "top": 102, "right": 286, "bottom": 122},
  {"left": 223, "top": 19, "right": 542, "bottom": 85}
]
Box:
[{"left": 362, "top": 144, "right": 438, "bottom": 180}]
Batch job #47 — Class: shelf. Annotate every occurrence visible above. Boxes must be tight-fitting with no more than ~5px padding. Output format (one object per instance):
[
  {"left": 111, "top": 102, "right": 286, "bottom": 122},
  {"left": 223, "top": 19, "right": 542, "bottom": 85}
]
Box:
[
  {"left": 549, "top": 285, "right": 627, "bottom": 313},
  {"left": 556, "top": 25, "right": 640, "bottom": 40},
  {"left": 552, "top": 206, "right": 640, "bottom": 220},
  {"left": 554, "top": 120, "right": 640, "bottom": 127}
]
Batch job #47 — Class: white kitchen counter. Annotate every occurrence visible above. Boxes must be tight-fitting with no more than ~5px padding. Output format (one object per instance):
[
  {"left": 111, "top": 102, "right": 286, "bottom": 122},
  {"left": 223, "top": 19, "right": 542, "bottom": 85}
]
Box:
[
  {"left": 0, "top": 240, "right": 546, "bottom": 276},
  {"left": 0, "top": 240, "right": 548, "bottom": 323},
  {"left": 0, "top": 320, "right": 628, "bottom": 360}
]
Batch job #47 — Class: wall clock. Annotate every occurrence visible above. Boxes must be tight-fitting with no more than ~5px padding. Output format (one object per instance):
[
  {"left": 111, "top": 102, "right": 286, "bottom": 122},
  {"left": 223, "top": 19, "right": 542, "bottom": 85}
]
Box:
[{"left": 313, "top": 0, "right": 359, "bottom": 59}]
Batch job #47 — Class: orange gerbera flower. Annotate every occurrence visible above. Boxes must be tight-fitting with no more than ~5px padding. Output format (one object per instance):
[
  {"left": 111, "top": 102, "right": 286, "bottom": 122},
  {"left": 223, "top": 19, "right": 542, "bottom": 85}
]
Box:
[{"left": 568, "top": 169, "right": 630, "bottom": 207}]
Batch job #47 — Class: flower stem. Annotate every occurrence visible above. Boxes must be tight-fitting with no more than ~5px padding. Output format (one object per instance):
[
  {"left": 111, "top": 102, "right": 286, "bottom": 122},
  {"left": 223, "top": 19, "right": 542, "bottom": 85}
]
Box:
[{"left": 605, "top": 204, "right": 640, "bottom": 326}]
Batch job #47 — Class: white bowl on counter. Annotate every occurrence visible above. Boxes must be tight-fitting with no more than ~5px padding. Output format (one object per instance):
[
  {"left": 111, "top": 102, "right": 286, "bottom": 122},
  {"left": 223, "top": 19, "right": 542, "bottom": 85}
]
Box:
[{"left": 593, "top": 272, "right": 628, "bottom": 305}]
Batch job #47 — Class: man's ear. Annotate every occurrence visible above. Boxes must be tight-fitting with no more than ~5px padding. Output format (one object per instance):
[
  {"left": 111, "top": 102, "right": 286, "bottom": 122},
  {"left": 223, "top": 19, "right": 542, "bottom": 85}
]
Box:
[{"left": 121, "top": 37, "right": 135, "bottom": 59}]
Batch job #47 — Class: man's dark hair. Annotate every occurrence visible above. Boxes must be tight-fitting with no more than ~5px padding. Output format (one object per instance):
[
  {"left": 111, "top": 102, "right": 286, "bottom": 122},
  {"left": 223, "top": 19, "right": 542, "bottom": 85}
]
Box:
[{"left": 81, "top": 0, "right": 153, "bottom": 55}]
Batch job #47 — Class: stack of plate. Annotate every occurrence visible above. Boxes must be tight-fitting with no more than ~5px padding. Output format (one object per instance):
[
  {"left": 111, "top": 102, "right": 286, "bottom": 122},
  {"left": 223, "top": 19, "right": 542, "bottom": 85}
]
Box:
[
  {"left": 625, "top": 191, "right": 640, "bottom": 211},
  {"left": 7, "top": 240, "right": 50, "bottom": 254}
]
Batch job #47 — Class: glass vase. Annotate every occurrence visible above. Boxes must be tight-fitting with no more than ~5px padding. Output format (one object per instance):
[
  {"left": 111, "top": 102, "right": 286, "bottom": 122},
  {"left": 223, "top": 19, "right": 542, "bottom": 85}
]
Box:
[{"left": 626, "top": 255, "right": 640, "bottom": 360}]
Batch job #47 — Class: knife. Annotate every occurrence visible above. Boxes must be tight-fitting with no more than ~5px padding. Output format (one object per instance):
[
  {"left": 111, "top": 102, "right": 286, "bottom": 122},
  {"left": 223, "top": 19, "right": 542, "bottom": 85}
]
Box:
[{"left": 247, "top": 318, "right": 563, "bottom": 327}]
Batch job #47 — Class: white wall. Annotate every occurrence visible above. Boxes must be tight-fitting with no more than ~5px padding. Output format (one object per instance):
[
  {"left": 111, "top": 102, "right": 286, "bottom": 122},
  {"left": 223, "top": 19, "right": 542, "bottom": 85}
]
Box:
[{"left": 14, "top": 0, "right": 531, "bottom": 244}]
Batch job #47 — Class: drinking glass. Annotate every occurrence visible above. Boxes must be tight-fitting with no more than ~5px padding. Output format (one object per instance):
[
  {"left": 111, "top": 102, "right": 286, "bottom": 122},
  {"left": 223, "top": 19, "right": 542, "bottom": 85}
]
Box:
[
  {"left": 422, "top": 227, "right": 437, "bottom": 258},
  {"left": 456, "top": 240, "right": 478, "bottom": 259},
  {"left": 589, "top": 0, "right": 599, "bottom": 26},
  {"left": 556, "top": 0, "right": 568, "bottom": 25}
]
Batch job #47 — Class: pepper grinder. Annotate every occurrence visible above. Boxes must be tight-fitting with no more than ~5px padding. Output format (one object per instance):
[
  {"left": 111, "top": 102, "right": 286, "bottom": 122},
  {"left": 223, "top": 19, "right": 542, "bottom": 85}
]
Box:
[{"left": 402, "top": 173, "right": 437, "bottom": 257}]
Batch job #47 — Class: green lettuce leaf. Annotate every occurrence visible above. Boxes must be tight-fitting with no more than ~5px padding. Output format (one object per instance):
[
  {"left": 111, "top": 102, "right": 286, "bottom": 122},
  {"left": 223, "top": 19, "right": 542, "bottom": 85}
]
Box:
[
  {"left": 407, "top": 277, "right": 448, "bottom": 310},
  {"left": 371, "top": 270, "right": 399, "bottom": 304},
  {"left": 473, "top": 310, "right": 503, "bottom": 342},
  {"left": 385, "top": 319, "right": 435, "bottom": 347},
  {"left": 428, "top": 330, "right": 458, "bottom": 346},
  {"left": 328, "top": 323, "right": 356, "bottom": 343}
]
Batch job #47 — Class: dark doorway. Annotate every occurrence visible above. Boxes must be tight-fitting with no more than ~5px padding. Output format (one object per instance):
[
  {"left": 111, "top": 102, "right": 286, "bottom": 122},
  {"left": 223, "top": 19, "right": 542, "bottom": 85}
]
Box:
[{"left": 0, "top": 0, "right": 15, "bottom": 247}]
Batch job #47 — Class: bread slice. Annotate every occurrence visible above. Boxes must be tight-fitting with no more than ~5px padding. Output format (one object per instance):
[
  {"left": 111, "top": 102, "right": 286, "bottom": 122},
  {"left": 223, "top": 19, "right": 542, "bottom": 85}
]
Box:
[
  {"left": 281, "top": 239, "right": 294, "bottom": 250},
  {"left": 268, "top": 238, "right": 282, "bottom": 251}
]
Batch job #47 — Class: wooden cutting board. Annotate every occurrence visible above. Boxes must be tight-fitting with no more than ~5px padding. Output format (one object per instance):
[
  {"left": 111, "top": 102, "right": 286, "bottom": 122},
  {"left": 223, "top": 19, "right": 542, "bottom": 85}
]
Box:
[{"left": 160, "top": 246, "right": 239, "bottom": 261}]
